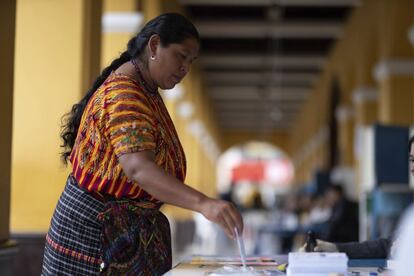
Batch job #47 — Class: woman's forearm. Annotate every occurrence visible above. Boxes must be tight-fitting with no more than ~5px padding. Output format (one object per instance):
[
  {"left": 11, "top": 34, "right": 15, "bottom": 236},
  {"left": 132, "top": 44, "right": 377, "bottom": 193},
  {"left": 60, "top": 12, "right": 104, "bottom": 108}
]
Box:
[
  {"left": 119, "top": 151, "right": 243, "bottom": 238},
  {"left": 123, "top": 155, "right": 209, "bottom": 212}
]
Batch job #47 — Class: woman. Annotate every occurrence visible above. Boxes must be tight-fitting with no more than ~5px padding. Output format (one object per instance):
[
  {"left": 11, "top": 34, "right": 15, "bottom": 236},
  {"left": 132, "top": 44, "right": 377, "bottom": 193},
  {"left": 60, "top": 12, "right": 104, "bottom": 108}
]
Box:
[{"left": 42, "top": 13, "right": 243, "bottom": 275}]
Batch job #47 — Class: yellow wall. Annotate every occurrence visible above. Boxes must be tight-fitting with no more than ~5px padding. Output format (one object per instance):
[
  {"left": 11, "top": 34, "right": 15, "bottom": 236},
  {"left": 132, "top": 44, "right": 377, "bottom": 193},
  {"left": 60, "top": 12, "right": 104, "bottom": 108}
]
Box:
[
  {"left": 378, "top": 76, "right": 414, "bottom": 125},
  {"left": 81, "top": 0, "right": 102, "bottom": 92},
  {"left": 11, "top": 0, "right": 100, "bottom": 232},
  {"left": 101, "top": 0, "right": 138, "bottom": 68},
  {"left": 102, "top": 33, "right": 134, "bottom": 68},
  {"left": 290, "top": 0, "right": 414, "bottom": 185},
  {"left": 104, "top": 0, "right": 136, "bottom": 12}
]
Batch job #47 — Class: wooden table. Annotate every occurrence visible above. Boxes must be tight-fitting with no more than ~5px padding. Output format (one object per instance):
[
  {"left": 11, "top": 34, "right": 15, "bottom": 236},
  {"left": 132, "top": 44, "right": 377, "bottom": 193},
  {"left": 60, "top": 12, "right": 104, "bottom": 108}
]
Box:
[{"left": 164, "top": 255, "right": 392, "bottom": 276}]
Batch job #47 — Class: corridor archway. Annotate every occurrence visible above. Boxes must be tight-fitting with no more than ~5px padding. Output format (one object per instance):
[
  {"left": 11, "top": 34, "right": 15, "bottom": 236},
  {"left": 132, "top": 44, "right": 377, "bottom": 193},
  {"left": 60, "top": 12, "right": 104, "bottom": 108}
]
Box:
[{"left": 217, "top": 141, "right": 294, "bottom": 208}]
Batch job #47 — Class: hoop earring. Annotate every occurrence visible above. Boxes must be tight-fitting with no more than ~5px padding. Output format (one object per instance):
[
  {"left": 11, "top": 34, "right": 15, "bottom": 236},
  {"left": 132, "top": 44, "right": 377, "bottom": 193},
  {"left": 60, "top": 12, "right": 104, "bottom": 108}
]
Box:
[{"left": 150, "top": 55, "right": 156, "bottom": 60}]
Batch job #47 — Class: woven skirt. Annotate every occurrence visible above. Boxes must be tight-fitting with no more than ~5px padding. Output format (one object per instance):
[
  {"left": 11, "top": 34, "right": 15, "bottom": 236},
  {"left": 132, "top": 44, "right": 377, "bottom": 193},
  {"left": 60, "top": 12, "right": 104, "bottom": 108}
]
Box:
[
  {"left": 99, "top": 200, "right": 172, "bottom": 275},
  {"left": 41, "top": 175, "right": 172, "bottom": 276},
  {"left": 42, "top": 176, "right": 104, "bottom": 275}
]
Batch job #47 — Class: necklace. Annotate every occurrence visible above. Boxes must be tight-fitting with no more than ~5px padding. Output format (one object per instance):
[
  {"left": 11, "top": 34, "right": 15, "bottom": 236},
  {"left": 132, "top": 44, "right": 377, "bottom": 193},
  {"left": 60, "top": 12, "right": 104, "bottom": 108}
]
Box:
[{"left": 130, "top": 59, "right": 158, "bottom": 95}]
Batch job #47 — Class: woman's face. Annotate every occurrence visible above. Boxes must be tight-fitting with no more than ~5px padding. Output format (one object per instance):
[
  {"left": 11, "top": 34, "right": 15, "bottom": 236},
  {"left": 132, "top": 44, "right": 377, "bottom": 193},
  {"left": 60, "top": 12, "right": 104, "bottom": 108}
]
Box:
[
  {"left": 409, "top": 145, "right": 414, "bottom": 176},
  {"left": 149, "top": 37, "right": 199, "bottom": 90}
]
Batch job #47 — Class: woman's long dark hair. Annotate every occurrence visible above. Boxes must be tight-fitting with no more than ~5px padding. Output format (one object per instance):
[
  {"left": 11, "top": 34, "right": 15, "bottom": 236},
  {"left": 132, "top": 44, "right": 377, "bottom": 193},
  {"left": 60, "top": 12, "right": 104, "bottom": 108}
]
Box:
[{"left": 60, "top": 13, "right": 199, "bottom": 164}]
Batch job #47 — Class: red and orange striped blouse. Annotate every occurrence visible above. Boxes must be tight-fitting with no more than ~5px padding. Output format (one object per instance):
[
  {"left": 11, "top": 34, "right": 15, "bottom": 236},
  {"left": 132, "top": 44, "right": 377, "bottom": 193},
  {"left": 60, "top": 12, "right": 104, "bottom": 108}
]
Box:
[{"left": 69, "top": 72, "right": 186, "bottom": 202}]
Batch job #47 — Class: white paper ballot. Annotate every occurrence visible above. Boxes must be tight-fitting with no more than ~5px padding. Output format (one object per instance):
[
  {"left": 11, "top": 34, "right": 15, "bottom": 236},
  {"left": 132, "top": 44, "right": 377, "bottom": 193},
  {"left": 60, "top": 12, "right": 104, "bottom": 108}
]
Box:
[{"left": 287, "top": 252, "right": 348, "bottom": 276}]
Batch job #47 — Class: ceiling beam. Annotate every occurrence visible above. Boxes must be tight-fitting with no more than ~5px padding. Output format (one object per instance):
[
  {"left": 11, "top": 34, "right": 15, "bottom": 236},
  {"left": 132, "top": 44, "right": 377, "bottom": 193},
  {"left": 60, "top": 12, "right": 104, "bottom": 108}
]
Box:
[
  {"left": 180, "top": 0, "right": 271, "bottom": 5},
  {"left": 195, "top": 21, "right": 343, "bottom": 38},
  {"left": 274, "top": 0, "right": 361, "bottom": 6},
  {"left": 200, "top": 54, "right": 325, "bottom": 69},
  {"left": 209, "top": 87, "right": 311, "bottom": 100},
  {"left": 218, "top": 122, "right": 292, "bottom": 131},
  {"left": 218, "top": 124, "right": 293, "bottom": 130},
  {"left": 217, "top": 110, "right": 300, "bottom": 116},
  {"left": 217, "top": 113, "right": 297, "bottom": 120},
  {"left": 219, "top": 119, "right": 293, "bottom": 126},
  {"left": 219, "top": 119, "right": 293, "bottom": 125},
  {"left": 211, "top": 94, "right": 309, "bottom": 101},
  {"left": 102, "top": 12, "right": 143, "bottom": 33},
  {"left": 179, "top": 0, "right": 361, "bottom": 6},
  {"left": 215, "top": 102, "right": 302, "bottom": 110},
  {"left": 206, "top": 72, "right": 317, "bottom": 84}
]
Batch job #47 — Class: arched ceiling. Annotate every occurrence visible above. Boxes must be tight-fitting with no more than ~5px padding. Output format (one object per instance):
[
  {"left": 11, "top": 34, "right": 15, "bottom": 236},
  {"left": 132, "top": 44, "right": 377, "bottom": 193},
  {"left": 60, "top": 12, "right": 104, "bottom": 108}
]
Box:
[{"left": 179, "top": 0, "right": 360, "bottom": 133}]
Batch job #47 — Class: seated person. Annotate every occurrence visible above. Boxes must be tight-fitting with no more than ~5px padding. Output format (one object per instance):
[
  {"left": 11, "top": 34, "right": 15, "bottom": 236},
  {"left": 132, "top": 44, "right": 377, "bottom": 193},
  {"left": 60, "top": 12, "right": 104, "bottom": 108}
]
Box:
[
  {"left": 302, "top": 237, "right": 394, "bottom": 259},
  {"left": 300, "top": 135, "right": 414, "bottom": 260},
  {"left": 322, "top": 184, "right": 359, "bottom": 243}
]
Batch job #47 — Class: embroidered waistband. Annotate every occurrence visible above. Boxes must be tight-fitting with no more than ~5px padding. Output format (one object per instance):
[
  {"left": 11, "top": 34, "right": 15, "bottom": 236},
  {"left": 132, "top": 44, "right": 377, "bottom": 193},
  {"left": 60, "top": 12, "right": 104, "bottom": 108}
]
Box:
[{"left": 69, "top": 174, "right": 161, "bottom": 209}]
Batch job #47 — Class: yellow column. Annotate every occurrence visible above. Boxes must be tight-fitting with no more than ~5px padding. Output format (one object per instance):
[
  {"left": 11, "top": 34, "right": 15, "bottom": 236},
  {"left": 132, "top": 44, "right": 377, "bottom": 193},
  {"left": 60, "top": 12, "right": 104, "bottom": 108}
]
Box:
[
  {"left": 374, "top": 0, "right": 414, "bottom": 126},
  {"left": 101, "top": 0, "right": 138, "bottom": 68},
  {"left": 0, "top": 0, "right": 16, "bottom": 242},
  {"left": 11, "top": 0, "right": 102, "bottom": 232},
  {"left": 375, "top": 69, "right": 414, "bottom": 126},
  {"left": 377, "top": 0, "right": 414, "bottom": 59},
  {"left": 332, "top": 104, "right": 357, "bottom": 199},
  {"left": 82, "top": 0, "right": 102, "bottom": 92},
  {"left": 142, "top": 0, "right": 182, "bottom": 21},
  {"left": 162, "top": 72, "right": 202, "bottom": 219},
  {"left": 352, "top": 88, "right": 378, "bottom": 126},
  {"left": 350, "top": 0, "right": 379, "bottom": 127},
  {"left": 142, "top": 0, "right": 162, "bottom": 19},
  {"left": 353, "top": 1, "right": 379, "bottom": 89},
  {"left": 336, "top": 106, "right": 355, "bottom": 167},
  {"left": 185, "top": 72, "right": 203, "bottom": 193},
  {"left": 352, "top": 88, "right": 378, "bottom": 195}
]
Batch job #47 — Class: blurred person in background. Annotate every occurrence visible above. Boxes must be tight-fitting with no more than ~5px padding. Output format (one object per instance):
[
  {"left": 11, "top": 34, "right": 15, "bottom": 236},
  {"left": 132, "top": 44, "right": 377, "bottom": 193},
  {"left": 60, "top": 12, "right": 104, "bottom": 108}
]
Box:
[
  {"left": 322, "top": 184, "right": 359, "bottom": 242},
  {"left": 305, "top": 195, "right": 331, "bottom": 227},
  {"left": 301, "top": 136, "right": 414, "bottom": 259},
  {"left": 301, "top": 183, "right": 395, "bottom": 258},
  {"left": 42, "top": 13, "right": 243, "bottom": 276},
  {"left": 304, "top": 237, "right": 393, "bottom": 259}
]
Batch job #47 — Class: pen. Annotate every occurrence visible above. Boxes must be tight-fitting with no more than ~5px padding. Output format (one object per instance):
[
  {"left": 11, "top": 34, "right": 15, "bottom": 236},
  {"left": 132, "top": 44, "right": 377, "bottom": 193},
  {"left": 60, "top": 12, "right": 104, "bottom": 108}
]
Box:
[{"left": 234, "top": 227, "right": 247, "bottom": 271}]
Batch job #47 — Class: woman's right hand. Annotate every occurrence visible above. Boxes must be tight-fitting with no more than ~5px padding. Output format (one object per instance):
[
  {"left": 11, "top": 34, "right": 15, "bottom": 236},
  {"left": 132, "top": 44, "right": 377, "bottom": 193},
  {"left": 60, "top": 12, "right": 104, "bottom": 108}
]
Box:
[
  {"left": 199, "top": 197, "right": 243, "bottom": 240},
  {"left": 299, "top": 239, "right": 338, "bottom": 252},
  {"left": 314, "top": 239, "right": 338, "bottom": 252}
]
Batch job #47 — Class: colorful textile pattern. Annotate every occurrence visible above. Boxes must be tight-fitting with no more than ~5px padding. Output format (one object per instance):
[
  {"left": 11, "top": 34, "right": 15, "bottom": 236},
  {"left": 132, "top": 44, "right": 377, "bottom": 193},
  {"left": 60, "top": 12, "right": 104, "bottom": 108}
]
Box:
[
  {"left": 41, "top": 176, "right": 104, "bottom": 275},
  {"left": 69, "top": 72, "right": 186, "bottom": 200},
  {"left": 98, "top": 200, "right": 172, "bottom": 275}
]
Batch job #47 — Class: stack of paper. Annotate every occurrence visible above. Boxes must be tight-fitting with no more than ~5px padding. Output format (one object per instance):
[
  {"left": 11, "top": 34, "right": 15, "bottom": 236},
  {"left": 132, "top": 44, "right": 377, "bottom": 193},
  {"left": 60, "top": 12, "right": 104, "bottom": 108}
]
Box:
[
  {"left": 189, "top": 256, "right": 280, "bottom": 266},
  {"left": 386, "top": 259, "right": 396, "bottom": 270},
  {"left": 287, "top": 252, "right": 348, "bottom": 276}
]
